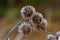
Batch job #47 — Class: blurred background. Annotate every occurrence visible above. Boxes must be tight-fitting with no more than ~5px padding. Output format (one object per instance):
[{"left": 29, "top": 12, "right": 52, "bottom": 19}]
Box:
[{"left": 0, "top": 0, "right": 60, "bottom": 40}]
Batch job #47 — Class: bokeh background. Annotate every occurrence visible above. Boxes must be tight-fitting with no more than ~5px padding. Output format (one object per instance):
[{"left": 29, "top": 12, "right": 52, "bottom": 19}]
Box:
[{"left": 0, "top": 0, "right": 60, "bottom": 40}]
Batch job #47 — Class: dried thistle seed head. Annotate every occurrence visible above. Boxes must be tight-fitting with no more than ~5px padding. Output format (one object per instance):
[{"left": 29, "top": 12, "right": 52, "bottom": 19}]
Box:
[
  {"left": 41, "top": 18, "right": 48, "bottom": 30},
  {"left": 56, "top": 31, "right": 60, "bottom": 36},
  {"left": 22, "top": 25, "right": 31, "bottom": 35},
  {"left": 20, "top": 6, "right": 36, "bottom": 20},
  {"left": 32, "top": 12, "right": 43, "bottom": 24},
  {"left": 47, "top": 34, "right": 54, "bottom": 40},
  {"left": 36, "top": 18, "right": 47, "bottom": 31},
  {"left": 18, "top": 21, "right": 32, "bottom": 36},
  {"left": 56, "top": 31, "right": 60, "bottom": 39}
]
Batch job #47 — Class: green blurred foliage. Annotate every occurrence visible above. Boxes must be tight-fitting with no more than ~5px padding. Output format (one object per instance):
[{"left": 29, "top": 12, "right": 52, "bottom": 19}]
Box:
[
  {"left": 0, "top": 0, "right": 7, "bottom": 6},
  {"left": 0, "top": 0, "right": 7, "bottom": 18},
  {"left": 24, "top": 0, "right": 49, "bottom": 5}
]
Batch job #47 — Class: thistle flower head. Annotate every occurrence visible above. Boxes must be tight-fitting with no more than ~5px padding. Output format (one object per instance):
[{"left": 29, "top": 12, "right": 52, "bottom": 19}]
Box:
[
  {"left": 18, "top": 21, "right": 32, "bottom": 36},
  {"left": 37, "top": 18, "right": 48, "bottom": 31},
  {"left": 42, "top": 18, "right": 48, "bottom": 28},
  {"left": 56, "top": 31, "right": 60, "bottom": 36},
  {"left": 47, "top": 34, "right": 54, "bottom": 40},
  {"left": 32, "top": 12, "right": 43, "bottom": 24},
  {"left": 20, "top": 6, "right": 36, "bottom": 20}
]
